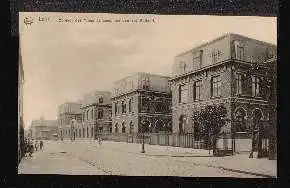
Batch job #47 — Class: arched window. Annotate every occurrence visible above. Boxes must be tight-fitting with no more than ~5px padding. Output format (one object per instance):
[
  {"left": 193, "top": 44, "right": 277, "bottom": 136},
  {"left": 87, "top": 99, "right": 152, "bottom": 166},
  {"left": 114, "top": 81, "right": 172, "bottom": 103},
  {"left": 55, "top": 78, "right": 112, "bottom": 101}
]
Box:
[
  {"left": 91, "top": 127, "right": 94, "bottom": 137},
  {"left": 129, "top": 122, "right": 134, "bottom": 133},
  {"left": 179, "top": 115, "right": 185, "bottom": 134},
  {"left": 87, "top": 127, "right": 89, "bottom": 138},
  {"left": 234, "top": 108, "right": 248, "bottom": 132},
  {"left": 115, "top": 123, "right": 119, "bottom": 133},
  {"left": 99, "top": 97, "right": 103, "bottom": 104},
  {"left": 122, "top": 122, "right": 126, "bottom": 133}
]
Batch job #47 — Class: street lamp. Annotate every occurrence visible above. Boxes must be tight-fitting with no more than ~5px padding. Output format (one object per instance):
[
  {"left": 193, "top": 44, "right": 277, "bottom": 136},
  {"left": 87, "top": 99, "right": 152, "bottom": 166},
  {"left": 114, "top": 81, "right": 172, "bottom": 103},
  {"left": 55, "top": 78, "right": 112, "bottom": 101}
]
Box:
[{"left": 140, "top": 118, "right": 147, "bottom": 153}]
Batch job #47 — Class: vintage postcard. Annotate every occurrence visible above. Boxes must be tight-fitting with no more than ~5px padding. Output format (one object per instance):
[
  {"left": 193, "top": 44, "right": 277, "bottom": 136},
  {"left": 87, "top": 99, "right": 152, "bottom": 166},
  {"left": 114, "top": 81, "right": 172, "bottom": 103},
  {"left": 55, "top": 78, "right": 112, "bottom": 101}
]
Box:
[{"left": 18, "top": 12, "right": 277, "bottom": 177}]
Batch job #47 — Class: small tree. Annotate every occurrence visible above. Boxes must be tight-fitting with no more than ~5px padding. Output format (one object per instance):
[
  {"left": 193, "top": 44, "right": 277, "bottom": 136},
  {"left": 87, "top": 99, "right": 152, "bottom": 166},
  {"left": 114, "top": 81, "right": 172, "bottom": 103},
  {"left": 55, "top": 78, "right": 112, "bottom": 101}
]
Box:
[{"left": 192, "top": 104, "right": 227, "bottom": 154}]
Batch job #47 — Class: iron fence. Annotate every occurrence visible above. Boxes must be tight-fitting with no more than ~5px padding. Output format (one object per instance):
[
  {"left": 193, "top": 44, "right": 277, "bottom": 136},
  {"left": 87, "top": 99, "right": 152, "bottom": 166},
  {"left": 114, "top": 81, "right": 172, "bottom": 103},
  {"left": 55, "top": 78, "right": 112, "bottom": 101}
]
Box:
[{"left": 96, "top": 132, "right": 233, "bottom": 154}]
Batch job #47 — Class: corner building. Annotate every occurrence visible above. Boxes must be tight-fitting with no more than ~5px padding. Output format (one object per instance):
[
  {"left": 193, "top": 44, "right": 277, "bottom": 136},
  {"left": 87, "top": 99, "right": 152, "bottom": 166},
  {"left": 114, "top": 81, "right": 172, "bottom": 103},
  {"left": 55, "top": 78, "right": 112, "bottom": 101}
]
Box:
[
  {"left": 57, "top": 102, "right": 82, "bottom": 140},
  {"left": 80, "top": 91, "right": 112, "bottom": 138},
  {"left": 111, "top": 72, "right": 172, "bottom": 134},
  {"left": 170, "top": 33, "right": 276, "bottom": 153}
]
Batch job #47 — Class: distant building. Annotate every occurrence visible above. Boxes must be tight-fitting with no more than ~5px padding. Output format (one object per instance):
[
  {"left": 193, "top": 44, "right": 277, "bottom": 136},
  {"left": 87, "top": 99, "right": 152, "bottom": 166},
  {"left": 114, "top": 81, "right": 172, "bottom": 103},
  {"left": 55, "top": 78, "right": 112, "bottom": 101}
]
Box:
[
  {"left": 80, "top": 91, "right": 112, "bottom": 138},
  {"left": 57, "top": 102, "right": 82, "bottom": 140},
  {"left": 30, "top": 116, "right": 58, "bottom": 140},
  {"left": 18, "top": 42, "right": 25, "bottom": 164},
  {"left": 169, "top": 33, "right": 277, "bottom": 153},
  {"left": 111, "top": 72, "right": 172, "bottom": 134}
]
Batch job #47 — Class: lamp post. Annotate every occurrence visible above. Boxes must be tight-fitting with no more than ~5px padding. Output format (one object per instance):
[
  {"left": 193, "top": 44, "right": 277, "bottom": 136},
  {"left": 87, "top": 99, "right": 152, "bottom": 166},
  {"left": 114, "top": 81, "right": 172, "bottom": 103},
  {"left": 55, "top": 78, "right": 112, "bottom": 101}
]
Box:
[{"left": 141, "top": 118, "right": 146, "bottom": 153}]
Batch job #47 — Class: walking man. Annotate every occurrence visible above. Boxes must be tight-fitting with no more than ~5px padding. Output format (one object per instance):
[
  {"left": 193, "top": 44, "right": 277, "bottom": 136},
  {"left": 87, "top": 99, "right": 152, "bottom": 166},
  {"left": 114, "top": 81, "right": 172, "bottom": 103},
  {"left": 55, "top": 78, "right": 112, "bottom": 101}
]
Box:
[
  {"left": 34, "top": 140, "right": 38, "bottom": 151},
  {"left": 40, "top": 140, "right": 43, "bottom": 150}
]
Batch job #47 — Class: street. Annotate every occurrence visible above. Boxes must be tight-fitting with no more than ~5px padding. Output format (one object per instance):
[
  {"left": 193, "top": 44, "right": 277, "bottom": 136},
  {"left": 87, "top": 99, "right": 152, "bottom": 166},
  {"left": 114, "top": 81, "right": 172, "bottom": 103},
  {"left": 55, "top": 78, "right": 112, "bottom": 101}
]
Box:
[{"left": 18, "top": 140, "right": 275, "bottom": 177}]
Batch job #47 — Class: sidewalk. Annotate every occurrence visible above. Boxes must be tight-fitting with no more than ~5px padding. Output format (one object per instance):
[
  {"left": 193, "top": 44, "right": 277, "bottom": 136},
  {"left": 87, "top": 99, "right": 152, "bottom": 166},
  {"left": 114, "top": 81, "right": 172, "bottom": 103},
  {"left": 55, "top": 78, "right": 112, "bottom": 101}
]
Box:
[
  {"left": 91, "top": 140, "right": 277, "bottom": 177},
  {"left": 53, "top": 139, "right": 276, "bottom": 177}
]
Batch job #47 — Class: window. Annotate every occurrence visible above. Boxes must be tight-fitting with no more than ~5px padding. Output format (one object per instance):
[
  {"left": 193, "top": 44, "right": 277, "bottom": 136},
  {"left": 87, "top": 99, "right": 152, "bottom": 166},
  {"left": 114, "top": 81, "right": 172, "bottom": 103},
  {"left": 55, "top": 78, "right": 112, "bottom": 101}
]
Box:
[
  {"left": 122, "top": 122, "right": 126, "bottom": 133},
  {"left": 180, "top": 61, "right": 186, "bottom": 73},
  {"left": 129, "top": 122, "right": 134, "bottom": 133},
  {"left": 236, "top": 74, "right": 243, "bottom": 95},
  {"left": 99, "top": 127, "right": 103, "bottom": 132},
  {"left": 237, "top": 45, "right": 244, "bottom": 61},
  {"left": 155, "top": 98, "right": 165, "bottom": 113},
  {"left": 82, "top": 112, "right": 85, "bottom": 121},
  {"left": 99, "top": 97, "right": 103, "bottom": 104},
  {"left": 91, "top": 127, "right": 94, "bottom": 137},
  {"left": 122, "top": 101, "right": 126, "bottom": 113},
  {"left": 128, "top": 99, "right": 132, "bottom": 113},
  {"left": 91, "top": 108, "right": 94, "bottom": 120},
  {"left": 114, "top": 102, "right": 117, "bottom": 115},
  {"left": 115, "top": 124, "right": 119, "bottom": 133},
  {"left": 98, "top": 109, "right": 104, "bottom": 119},
  {"left": 118, "top": 102, "right": 122, "bottom": 114},
  {"left": 109, "top": 124, "right": 112, "bottom": 133},
  {"left": 211, "top": 76, "right": 221, "bottom": 97},
  {"left": 193, "top": 80, "right": 202, "bottom": 101},
  {"left": 141, "top": 96, "right": 150, "bottom": 112},
  {"left": 252, "top": 76, "right": 260, "bottom": 97},
  {"left": 86, "top": 110, "right": 89, "bottom": 120},
  {"left": 193, "top": 50, "right": 203, "bottom": 67},
  {"left": 179, "top": 85, "right": 188, "bottom": 103},
  {"left": 211, "top": 50, "right": 222, "bottom": 64},
  {"left": 142, "top": 76, "right": 150, "bottom": 90},
  {"left": 87, "top": 127, "right": 89, "bottom": 138}
]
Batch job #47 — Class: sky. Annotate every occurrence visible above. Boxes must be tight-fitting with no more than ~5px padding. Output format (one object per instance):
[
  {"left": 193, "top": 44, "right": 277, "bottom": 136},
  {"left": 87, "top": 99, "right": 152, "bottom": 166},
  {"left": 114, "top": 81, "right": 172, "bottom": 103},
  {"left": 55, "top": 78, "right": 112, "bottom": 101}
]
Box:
[{"left": 19, "top": 13, "right": 277, "bottom": 130}]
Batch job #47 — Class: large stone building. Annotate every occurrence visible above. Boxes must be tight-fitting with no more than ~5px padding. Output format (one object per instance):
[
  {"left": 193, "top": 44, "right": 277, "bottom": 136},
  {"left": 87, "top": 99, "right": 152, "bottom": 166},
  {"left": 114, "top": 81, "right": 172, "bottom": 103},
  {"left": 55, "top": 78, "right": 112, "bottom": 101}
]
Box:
[
  {"left": 18, "top": 43, "right": 25, "bottom": 164},
  {"left": 169, "top": 33, "right": 276, "bottom": 153},
  {"left": 111, "top": 72, "right": 172, "bottom": 134},
  {"left": 80, "top": 91, "right": 112, "bottom": 138},
  {"left": 57, "top": 102, "right": 82, "bottom": 140},
  {"left": 30, "top": 116, "right": 58, "bottom": 140}
]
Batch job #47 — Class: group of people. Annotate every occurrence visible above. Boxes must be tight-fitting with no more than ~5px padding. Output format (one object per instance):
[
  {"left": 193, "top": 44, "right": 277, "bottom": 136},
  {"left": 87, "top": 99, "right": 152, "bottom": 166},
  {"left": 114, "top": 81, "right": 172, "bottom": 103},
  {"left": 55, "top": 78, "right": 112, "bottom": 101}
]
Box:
[{"left": 23, "top": 139, "right": 44, "bottom": 157}]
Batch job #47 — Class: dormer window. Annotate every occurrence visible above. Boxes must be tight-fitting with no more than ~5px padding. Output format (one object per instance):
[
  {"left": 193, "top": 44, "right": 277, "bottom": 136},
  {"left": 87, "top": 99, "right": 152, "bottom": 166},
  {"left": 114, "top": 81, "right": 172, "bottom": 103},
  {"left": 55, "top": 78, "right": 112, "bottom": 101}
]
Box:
[
  {"left": 234, "top": 41, "right": 244, "bottom": 61},
  {"left": 99, "top": 97, "right": 103, "bottom": 104},
  {"left": 193, "top": 50, "right": 203, "bottom": 68},
  {"left": 211, "top": 49, "right": 222, "bottom": 64},
  {"left": 142, "top": 76, "right": 150, "bottom": 90},
  {"left": 180, "top": 61, "right": 186, "bottom": 73},
  {"left": 265, "top": 48, "right": 274, "bottom": 60}
]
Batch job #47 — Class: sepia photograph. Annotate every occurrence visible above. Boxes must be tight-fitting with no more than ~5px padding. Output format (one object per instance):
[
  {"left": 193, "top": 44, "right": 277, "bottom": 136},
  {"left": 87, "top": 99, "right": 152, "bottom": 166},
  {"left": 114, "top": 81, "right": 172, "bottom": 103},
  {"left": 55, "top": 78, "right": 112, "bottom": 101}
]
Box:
[{"left": 18, "top": 12, "right": 277, "bottom": 177}]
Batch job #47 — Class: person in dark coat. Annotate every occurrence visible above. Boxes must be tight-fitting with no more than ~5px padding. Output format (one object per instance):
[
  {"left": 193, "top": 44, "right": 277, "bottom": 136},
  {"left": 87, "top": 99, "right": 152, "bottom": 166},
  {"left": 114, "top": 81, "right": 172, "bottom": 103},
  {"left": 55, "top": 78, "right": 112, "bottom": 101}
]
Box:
[
  {"left": 34, "top": 141, "right": 38, "bottom": 151},
  {"left": 40, "top": 140, "right": 43, "bottom": 150}
]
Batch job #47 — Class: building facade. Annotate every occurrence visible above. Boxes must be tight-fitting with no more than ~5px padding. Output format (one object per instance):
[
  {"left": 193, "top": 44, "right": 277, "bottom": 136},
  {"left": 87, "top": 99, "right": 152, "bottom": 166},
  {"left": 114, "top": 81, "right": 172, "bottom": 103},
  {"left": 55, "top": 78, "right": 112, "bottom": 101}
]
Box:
[
  {"left": 80, "top": 91, "right": 112, "bottom": 139},
  {"left": 169, "top": 33, "right": 276, "bottom": 153},
  {"left": 18, "top": 43, "right": 25, "bottom": 164},
  {"left": 30, "top": 116, "right": 58, "bottom": 140},
  {"left": 57, "top": 102, "right": 82, "bottom": 140},
  {"left": 111, "top": 72, "right": 172, "bottom": 134}
]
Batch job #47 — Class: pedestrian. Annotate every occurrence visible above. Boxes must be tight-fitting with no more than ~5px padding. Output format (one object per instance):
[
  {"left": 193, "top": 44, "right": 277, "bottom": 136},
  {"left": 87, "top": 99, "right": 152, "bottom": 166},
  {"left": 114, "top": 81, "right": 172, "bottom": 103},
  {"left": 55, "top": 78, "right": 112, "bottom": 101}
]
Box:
[
  {"left": 34, "top": 140, "right": 38, "bottom": 151},
  {"left": 98, "top": 137, "right": 102, "bottom": 146},
  {"left": 40, "top": 140, "right": 43, "bottom": 150}
]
